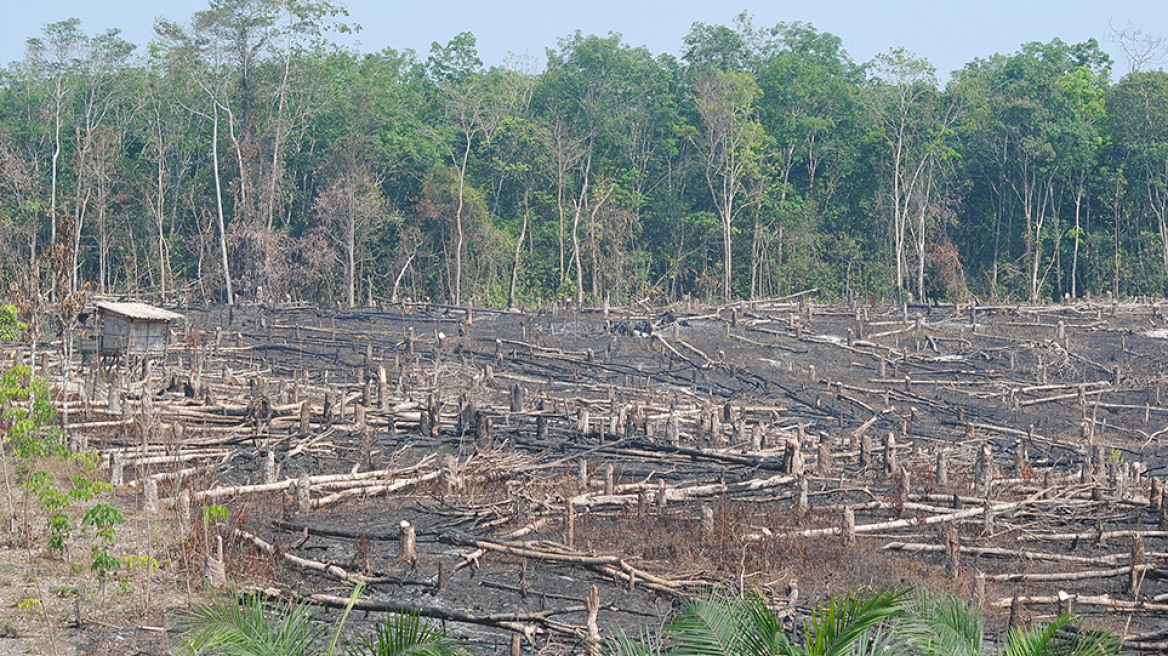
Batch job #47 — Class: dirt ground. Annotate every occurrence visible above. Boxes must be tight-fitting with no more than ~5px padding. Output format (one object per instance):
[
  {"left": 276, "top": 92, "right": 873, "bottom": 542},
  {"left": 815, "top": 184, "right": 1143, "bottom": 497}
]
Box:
[{"left": 6, "top": 298, "right": 1168, "bottom": 653}]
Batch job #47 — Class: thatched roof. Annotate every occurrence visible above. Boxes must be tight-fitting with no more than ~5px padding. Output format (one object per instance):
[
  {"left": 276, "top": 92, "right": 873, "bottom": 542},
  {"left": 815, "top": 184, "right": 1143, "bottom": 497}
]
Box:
[{"left": 95, "top": 301, "right": 184, "bottom": 322}]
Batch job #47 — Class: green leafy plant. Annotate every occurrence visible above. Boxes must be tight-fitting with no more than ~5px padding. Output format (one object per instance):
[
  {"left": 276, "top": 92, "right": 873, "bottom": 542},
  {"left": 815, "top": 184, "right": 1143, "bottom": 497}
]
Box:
[
  {"left": 13, "top": 597, "right": 42, "bottom": 614},
  {"left": 895, "top": 591, "right": 984, "bottom": 656},
  {"left": 0, "top": 305, "right": 24, "bottom": 341},
  {"left": 20, "top": 471, "right": 73, "bottom": 553},
  {"left": 1001, "top": 613, "right": 1121, "bottom": 656},
  {"left": 203, "top": 504, "right": 229, "bottom": 525},
  {"left": 1, "top": 365, "right": 64, "bottom": 459},
  {"left": 83, "top": 503, "right": 124, "bottom": 584},
  {"left": 176, "top": 584, "right": 462, "bottom": 656},
  {"left": 605, "top": 587, "right": 909, "bottom": 656},
  {"left": 344, "top": 609, "right": 466, "bottom": 656},
  {"left": 177, "top": 592, "right": 326, "bottom": 656},
  {"left": 122, "top": 554, "right": 166, "bottom": 572},
  {"left": 602, "top": 589, "right": 1121, "bottom": 656}
]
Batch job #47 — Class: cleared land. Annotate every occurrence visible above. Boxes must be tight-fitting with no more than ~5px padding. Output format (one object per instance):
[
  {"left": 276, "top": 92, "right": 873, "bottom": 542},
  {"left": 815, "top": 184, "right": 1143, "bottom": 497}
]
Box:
[{"left": 8, "top": 298, "right": 1168, "bottom": 653}]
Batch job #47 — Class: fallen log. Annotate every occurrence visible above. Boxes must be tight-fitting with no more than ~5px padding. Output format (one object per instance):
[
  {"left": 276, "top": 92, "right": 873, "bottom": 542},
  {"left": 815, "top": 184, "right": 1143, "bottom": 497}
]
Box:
[
  {"left": 570, "top": 472, "right": 795, "bottom": 509},
  {"left": 310, "top": 470, "right": 443, "bottom": 509},
  {"left": 991, "top": 592, "right": 1168, "bottom": 614},
  {"left": 984, "top": 563, "right": 1155, "bottom": 583},
  {"left": 784, "top": 486, "right": 1070, "bottom": 538},
  {"left": 885, "top": 541, "right": 1168, "bottom": 566},
  {"left": 247, "top": 585, "right": 569, "bottom": 639}
]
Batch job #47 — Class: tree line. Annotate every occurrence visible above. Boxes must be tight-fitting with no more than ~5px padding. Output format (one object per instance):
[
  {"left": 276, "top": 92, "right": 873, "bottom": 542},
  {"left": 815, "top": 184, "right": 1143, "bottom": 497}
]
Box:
[{"left": 1, "top": 2, "right": 1167, "bottom": 308}]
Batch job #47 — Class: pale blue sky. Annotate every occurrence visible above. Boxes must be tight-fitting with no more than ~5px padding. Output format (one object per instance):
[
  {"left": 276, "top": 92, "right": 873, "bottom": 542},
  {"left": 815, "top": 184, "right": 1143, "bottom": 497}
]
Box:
[{"left": 4, "top": 1, "right": 1166, "bottom": 80}]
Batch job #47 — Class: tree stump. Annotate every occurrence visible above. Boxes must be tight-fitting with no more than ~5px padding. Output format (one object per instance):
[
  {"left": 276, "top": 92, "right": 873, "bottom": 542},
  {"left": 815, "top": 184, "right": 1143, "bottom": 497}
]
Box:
[
  {"left": 143, "top": 478, "right": 159, "bottom": 514},
  {"left": 1131, "top": 535, "right": 1145, "bottom": 596},
  {"left": 784, "top": 437, "right": 804, "bottom": 477},
  {"left": 817, "top": 438, "right": 832, "bottom": 476},
  {"left": 109, "top": 453, "right": 124, "bottom": 487},
  {"left": 511, "top": 384, "right": 524, "bottom": 413},
  {"left": 946, "top": 524, "right": 960, "bottom": 579},
  {"left": 796, "top": 477, "right": 809, "bottom": 516},
  {"left": 299, "top": 401, "right": 310, "bottom": 434},
  {"left": 566, "top": 501, "right": 576, "bottom": 548},
  {"left": 842, "top": 506, "right": 855, "bottom": 545},
  {"left": 177, "top": 489, "right": 191, "bottom": 536},
  {"left": 204, "top": 535, "right": 227, "bottom": 589},
  {"left": 935, "top": 449, "right": 949, "bottom": 490},
  {"left": 883, "top": 434, "right": 897, "bottom": 478},
  {"left": 379, "top": 364, "right": 389, "bottom": 412},
  {"left": 895, "top": 468, "right": 910, "bottom": 516},
  {"left": 701, "top": 504, "right": 715, "bottom": 535},
  {"left": 398, "top": 520, "right": 416, "bottom": 564},
  {"left": 296, "top": 475, "right": 312, "bottom": 513},
  {"left": 263, "top": 450, "right": 277, "bottom": 484},
  {"left": 584, "top": 585, "right": 601, "bottom": 656},
  {"left": 974, "top": 442, "right": 993, "bottom": 493}
]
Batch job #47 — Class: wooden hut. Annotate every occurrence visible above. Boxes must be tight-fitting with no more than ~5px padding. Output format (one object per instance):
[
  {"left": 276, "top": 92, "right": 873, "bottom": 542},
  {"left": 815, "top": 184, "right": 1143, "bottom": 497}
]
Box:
[{"left": 83, "top": 301, "right": 184, "bottom": 357}]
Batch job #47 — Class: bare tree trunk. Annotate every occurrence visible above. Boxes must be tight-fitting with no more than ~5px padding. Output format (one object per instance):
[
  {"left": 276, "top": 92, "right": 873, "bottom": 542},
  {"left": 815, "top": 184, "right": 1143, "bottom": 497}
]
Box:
[
  {"left": 347, "top": 196, "right": 356, "bottom": 308},
  {"left": 451, "top": 140, "right": 473, "bottom": 306},
  {"left": 722, "top": 197, "right": 733, "bottom": 301},
  {"left": 223, "top": 103, "right": 249, "bottom": 227},
  {"left": 509, "top": 193, "right": 529, "bottom": 309},
  {"left": 154, "top": 129, "right": 169, "bottom": 300},
  {"left": 266, "top": 27, "right": 293, "bottom": 231},
  {"left": 211, "top": 99, "right": 234, "bottom": 305},
  {"left": 50, "top": 77, "right": 63, "bottom": 277},
  {"left": 915, "top": 163, "right": 935, "bottom": 301},
  {"left": 571, "top": 149, "right": 593, "bottom": 307},
  {"left": 1071, "top": 173, "right": 1085, "bottom": 299}
]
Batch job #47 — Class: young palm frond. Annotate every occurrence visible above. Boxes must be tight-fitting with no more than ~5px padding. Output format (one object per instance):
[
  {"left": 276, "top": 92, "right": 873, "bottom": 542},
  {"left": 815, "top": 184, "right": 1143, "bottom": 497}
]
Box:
[
  {"left": 1002, "top": 613, "right": 1121, "bottom": 656},
  {"left": 896, "top": 591, "right": 983, "bottom": 656},
  {"left": 604, "top": 625, "right": 665, "bottom": 656},
  {"left": 664, "top": 590, "right": 746, "bottom": 656},
  {"left": 657, "top": 589, "right": 797, "bottom": 656},
  {"left": 737, "top": 592, "right": 799, "bottom": 656},
  {"left": 841, "top": 627, "right": 900, "bottom": 656},
  {"left": 177, "top": 592, "right": 324, "bottom": 656},
  {"left": 804, "top": 588, "right": 910, "bottom": 656},
  {"left": 344, "top": 610, "right": 466, "bottom": 656}
]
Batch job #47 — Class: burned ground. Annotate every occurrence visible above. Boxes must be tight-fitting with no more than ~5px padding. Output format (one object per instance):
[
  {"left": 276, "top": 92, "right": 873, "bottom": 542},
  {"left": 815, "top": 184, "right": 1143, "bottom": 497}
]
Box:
[{"left": 12, "top": 298, "right": 1168, "bottom": 653}]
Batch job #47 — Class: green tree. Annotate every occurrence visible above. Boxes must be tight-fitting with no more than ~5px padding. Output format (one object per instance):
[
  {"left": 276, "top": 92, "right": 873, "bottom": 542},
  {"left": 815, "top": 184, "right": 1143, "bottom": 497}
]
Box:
[
  {"left": 691, "top": 70, "right": 764, "bottom": 300},
  {"left": 309, "top": 167, "right": 386, "bottom": 307},
  {"left": 952, "top": 39, "right": 1111, "bottom": 301},
  {"left": 1107, "top": 70, "right": 1168, "bottom": 289},
  {"left": 427, "top": 34, "right": 527, "bottom": 304}
]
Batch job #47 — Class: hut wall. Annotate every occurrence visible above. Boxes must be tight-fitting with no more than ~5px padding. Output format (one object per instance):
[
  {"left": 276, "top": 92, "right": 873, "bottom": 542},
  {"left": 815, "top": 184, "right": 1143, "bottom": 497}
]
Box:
[{"left": 99, "top": 314, "right": 132, "bottom": 355}]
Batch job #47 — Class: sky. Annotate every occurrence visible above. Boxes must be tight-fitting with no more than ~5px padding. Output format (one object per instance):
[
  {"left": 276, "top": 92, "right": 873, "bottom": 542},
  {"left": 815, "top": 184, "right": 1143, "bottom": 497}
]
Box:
[{"left": 3, "top": 0, "right": 1167, "bottom": 81}]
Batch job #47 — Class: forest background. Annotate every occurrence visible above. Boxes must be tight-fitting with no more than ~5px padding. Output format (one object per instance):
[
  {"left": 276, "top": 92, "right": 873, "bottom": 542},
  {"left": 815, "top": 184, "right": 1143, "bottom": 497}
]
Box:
[{"left": 2, "top": 1, "right": 1168, "bottom": 309}]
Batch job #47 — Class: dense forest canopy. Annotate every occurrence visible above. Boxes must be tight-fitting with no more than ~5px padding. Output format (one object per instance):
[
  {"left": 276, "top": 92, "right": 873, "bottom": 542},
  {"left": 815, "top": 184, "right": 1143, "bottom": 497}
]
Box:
[{"left": 1, "top": 1, "right": 1166, "bottom": 308}]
